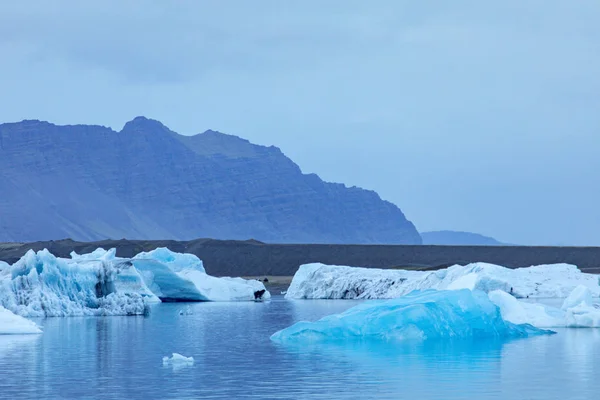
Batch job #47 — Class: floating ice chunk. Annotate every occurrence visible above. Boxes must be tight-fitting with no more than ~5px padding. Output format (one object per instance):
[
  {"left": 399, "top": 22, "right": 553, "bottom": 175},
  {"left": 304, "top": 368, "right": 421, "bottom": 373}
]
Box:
[
  {"left": 132, "top": 247, "right": 267, "bottom": 301},
  {"left": 178, "top": 306, "right": 193, "bottom": 316},
  {"left": 490, "top": 287, "right": 600, "bottom": 328},
  {"left": 1, "top": 247, "right": 269, "bottom": 313},
  {"left": 134, "top": 247, "right": 205, "bottom": 273},
  {"left": 178, "top": 270, "right": 271, "bottom": 302},
  {"left": 561, "top": 286, "right": 600, "bottom": 327},
  {"left": 271, "top": 289, "right": 554, "bottom": 343},
  {"left": 0, "top": 249, "right": 156, "bottom": 317},
  {"left": 561, "top": 285, "right": 594, "bottom": 310},
  {"left": 70, "top": 248, "right": 116, "bottom": 261},
  {"left": 286, "top": 262, "right": 600, "bottom": 300},
  {"left": 131, "top": 258, "right": 270, "bottom": 302},
  {"left": 132, "top": 259, "right": 208, "bottom": 301},
  {"left": 488, "top": 291, "right": 564, "bottom": 327},
  {"left": 285, "top": 263, "right": 424, "bottom": 300},
  {"left": 0, "top": 305, "right": 42, "bottom": 334},
  {"left": 162, "top": 353, "right": 194, "bottom": 366},
  {"left": 564, "top": 305, "right": 600, "bottom": 328}
]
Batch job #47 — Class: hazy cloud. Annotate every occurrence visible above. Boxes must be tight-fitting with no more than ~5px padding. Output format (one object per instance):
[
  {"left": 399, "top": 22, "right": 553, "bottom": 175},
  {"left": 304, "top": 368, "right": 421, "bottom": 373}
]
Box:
[{"left": 0, "top": 0, "right": 599, "bottom": 244}]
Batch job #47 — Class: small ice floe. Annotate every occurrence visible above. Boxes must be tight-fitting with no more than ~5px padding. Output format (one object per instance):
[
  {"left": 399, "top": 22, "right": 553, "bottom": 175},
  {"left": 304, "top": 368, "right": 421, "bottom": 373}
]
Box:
[
  {"left": 490, "top": 285, "right": 600, "bottom": 328},
  {"left": 280, "top": 290, "right": 287, "bottom": 295},
  {"left": 0, "top": 306, "right": 43, "bottom": 335},
  {"left": 178, "top": 306, "right": 193, "bottom": 316},
  {"left": 162, "top": 353, "right": 195, "bottom": 368}
]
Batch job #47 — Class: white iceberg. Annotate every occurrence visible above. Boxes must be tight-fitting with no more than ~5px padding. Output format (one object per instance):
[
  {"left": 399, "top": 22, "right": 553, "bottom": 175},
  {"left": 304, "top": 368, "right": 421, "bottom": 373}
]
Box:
[
  {"left": 561, "top": 285, "right": 594, "bottom": 310},
  {"left": 286, "top": 262, "right": 600, "bottom": 300},
  {"left": 0, "top": 305, "right": 42, "bottom": 334},
  {"left": 162, "top": 353, "right": 194, "bottom": 366},
  {"left": 489, "top": 286, "right": 600, "bottom": 328},
  {"left": 271, "top": 289, "right": 554, "bottom": 343}
]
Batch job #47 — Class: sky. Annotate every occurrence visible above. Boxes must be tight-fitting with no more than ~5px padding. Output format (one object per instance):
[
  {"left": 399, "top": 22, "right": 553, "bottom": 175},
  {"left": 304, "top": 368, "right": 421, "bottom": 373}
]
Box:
[{"left": 0, "top": 1, "right": 599, "bottom": 245}]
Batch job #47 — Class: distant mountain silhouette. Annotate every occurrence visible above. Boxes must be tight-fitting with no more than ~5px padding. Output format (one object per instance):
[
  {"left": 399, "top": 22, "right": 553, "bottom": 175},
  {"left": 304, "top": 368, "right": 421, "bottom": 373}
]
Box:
[
  {"left": 421, "top": 230, "right": 504, "bottom": 246},
  {"left": 0, "top": 117, "right": 421, "bottom": 244}
]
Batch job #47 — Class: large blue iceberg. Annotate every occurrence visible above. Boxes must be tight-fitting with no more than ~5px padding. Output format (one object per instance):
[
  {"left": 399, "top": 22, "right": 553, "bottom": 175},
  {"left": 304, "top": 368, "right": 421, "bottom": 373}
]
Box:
[
  {"left": 271, "top": 289, "right": 554, "bottom": 343},
  {"left": 1, "top": 249, "right": 154, "bottom": 317},
  {"left": 0, "top": 247, "right": 270, "bottom": 318}
]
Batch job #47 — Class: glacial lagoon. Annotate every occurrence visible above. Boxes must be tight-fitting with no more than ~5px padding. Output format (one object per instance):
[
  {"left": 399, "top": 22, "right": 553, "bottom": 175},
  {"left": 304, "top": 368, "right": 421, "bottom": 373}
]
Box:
[{"left": 1, "top": 296, "right": 599, "bottom": 400}]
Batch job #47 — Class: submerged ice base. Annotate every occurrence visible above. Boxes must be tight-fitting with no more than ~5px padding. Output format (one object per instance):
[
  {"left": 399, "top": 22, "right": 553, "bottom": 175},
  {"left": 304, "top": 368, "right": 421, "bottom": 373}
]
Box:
[
  {"left": 286, "top": 262, "right": 600, "bottom": 300},
  {"left": 271, "top": 289, "right": 554, "bottom": 344}
]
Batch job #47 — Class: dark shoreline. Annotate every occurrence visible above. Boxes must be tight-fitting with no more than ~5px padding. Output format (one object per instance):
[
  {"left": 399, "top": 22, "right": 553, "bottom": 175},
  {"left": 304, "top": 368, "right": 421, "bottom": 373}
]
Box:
[{"left": 2, "top": 238, "right": 600, "bottom": 276}]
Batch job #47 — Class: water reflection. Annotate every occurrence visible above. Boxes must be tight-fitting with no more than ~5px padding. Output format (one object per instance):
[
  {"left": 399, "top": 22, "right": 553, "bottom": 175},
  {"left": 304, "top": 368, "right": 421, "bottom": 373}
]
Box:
[
  {"left": 1, "top": 298, "right": 599, "bottom": 399},
  {"left": 273, "top": 338, "right": 508, "bottom": 399}
]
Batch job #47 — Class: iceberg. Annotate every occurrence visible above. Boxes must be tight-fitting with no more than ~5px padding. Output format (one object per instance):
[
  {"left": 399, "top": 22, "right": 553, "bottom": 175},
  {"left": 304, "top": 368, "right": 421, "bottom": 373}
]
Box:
[
  {"left": 133, "top": 247, "right": 205, "bottom": 273},
  {"left": 286, "top": 262, "right": 600, "bottom": 300},
  {"left": 0, "top": 305, "right": 42, "bottom": 334},
  {"left": 131, "top": 247, "right": 268, "bottom": 302},
  {"left": 0, "top": 249, "right": 155, "bottom": 317},
  {"left": 561, "top": 285, "right": 594, "bottom": 310},
  {"left": 489, "top": 286, "right": 600, "bottom": 328},
  {"left": 162, "top": 353, "right": 195, "bottom": 368},
  {"left": 0, "top": 247, "right": 269, "bottom": 317},
  {"left": 130, "top": 258, "right": 207, "bottom": 301},
  {"left": 178, "top": 270, "right": 271, "bottom": 302},
  {"left": 271, "top": 289, "right": 554, "bottom": 343},
  {"left": 70, "top": 247, "right": 117, "bottom": 261}
]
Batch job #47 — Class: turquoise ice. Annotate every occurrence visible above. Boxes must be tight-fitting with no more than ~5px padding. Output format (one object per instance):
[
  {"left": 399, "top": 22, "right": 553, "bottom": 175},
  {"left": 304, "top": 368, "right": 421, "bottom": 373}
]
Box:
[{"left": 271, "top": 289, "right": 555, "bottom": 343}]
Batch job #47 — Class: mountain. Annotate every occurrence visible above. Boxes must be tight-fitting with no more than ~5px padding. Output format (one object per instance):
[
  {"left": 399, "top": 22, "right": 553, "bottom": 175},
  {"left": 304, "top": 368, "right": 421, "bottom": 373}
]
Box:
[
  {"left": 420, "top": 230, "right": 504, "bottom": 246},
  {"left": 0, "top": 117, "right": 421, "bottom": 244}
]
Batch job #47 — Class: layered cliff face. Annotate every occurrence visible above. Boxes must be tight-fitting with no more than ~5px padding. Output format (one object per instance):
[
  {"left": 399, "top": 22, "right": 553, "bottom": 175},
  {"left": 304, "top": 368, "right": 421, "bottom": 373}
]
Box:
[{"left": 0, "top": 117, "right": 421, "bottom": 244}]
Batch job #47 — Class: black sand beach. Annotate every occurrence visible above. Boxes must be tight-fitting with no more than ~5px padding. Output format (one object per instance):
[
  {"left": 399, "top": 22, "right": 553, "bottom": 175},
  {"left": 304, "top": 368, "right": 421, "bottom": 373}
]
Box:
[{"left": 1, "top": 238, "right": 599, "bottom": 276}]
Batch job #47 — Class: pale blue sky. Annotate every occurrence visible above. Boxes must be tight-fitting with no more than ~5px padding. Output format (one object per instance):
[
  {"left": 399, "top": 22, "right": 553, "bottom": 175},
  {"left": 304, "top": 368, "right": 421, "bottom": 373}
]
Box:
[{"left": 0, "top": 1, "right": 598, "bottom": 245}]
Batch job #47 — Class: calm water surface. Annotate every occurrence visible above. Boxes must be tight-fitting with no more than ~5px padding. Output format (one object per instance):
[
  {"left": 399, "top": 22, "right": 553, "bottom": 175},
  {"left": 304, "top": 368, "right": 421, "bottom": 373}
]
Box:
[{"left": 1, "top": 296, "right": 599, "bottom": 400}]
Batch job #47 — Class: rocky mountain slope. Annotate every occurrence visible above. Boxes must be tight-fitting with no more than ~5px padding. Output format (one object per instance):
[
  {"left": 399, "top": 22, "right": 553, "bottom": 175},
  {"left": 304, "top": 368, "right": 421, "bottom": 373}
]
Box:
[{"left": 0, "top": 117, "right": 421, "bottom": 244}]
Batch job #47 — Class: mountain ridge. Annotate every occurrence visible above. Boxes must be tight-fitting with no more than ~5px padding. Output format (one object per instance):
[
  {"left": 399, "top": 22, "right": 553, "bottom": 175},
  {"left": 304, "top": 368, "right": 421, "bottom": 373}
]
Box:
[{"left": 0, "top": 117, "right": 421, "bottom": 244}]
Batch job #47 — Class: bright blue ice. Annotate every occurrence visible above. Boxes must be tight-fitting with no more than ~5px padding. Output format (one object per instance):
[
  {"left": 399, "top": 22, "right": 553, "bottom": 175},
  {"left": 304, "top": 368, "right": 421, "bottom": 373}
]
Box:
[
  {"left": 133, "top": 248, "right": 205, "bottom": 273},
  {"left": 131, "top": 259, "right": 208, "bottom": 301},
  {"left": 271, "top": 289, "right": 555, "bottom": 343},
  {"left": 0, "top": 249, "right": 152, "bottom": 317}
]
